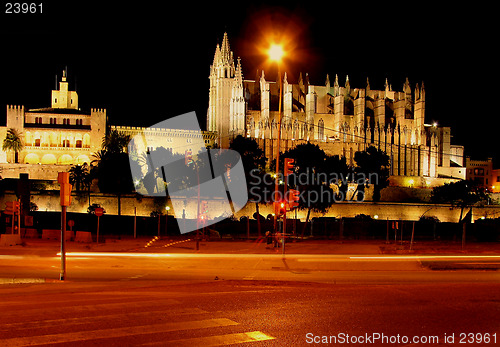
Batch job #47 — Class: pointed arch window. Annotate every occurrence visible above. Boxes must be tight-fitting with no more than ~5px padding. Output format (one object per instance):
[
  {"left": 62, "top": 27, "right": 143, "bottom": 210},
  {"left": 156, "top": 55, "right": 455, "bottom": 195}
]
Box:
[
  {"left": 293, "top": 120, "right": 299, "bottom": 140},
  {"left": 318, "top": 119, "right": 325, "bottom": 141}
]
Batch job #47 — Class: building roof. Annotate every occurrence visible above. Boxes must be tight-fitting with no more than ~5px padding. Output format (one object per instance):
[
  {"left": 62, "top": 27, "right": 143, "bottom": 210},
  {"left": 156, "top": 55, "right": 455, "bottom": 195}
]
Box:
[{"left": 27, "top": 107, "right": 90, "bottom": 115}]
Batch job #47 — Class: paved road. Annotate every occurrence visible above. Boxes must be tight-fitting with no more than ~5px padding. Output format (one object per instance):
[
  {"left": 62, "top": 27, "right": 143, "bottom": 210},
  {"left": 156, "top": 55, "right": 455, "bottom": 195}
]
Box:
[
  {"left": 1, "top": 251, "right": 499, "bottom": 284},
  {"left": 0, "top": 280, "right": 499, "bottom": 346},
  {"left": 1, "top": 240, "right": 499, "bottom": 345}
]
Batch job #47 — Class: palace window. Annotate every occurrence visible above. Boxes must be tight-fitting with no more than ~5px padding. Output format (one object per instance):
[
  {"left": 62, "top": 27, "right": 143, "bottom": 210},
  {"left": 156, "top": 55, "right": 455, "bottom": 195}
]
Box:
[
  {"left": 34, "top": 138, "right": 40, "bottom": 147},
  {"left": 76, "top": 140, "right": 82, "bottom": 148}
]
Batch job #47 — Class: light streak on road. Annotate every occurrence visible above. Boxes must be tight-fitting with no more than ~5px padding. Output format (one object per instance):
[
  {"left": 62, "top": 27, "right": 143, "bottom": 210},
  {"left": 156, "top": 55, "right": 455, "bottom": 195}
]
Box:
[
  {"left": 50, "top": 252, "right": 500, "bottom": 261},
  {"left": 350, "top": 255, "right": 500, "bottom": 260}
]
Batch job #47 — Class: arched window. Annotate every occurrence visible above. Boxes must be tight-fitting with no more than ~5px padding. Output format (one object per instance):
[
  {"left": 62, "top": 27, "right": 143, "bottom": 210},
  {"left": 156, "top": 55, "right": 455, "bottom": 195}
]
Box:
[
  {"left": 318, "top": 119, "right": 324, "bottom": 141},
  {"left": 301, "top": 123, "right": 307, "bottom": 139}
]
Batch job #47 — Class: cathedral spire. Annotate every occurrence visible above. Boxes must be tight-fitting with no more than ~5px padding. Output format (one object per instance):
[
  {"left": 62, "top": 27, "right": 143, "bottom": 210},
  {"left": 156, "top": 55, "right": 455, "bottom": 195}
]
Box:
[
  {"left": 404, "top": 77, "right": 411, "bottom": 95},
  {"left": 234, "top": 57, "right": 243, "bottom": 86},
  {"left": 334, "top": 74, "right": 339, "bottom": 96},
  {"left": 212, "top": 44, "right": 220, "bottom": 67},
  {"left": 220, "top": 32, "right": 232, "bottom": 65}
]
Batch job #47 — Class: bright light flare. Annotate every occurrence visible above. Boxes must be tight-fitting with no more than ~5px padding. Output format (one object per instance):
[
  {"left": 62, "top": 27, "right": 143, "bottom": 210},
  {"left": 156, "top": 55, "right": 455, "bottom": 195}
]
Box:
[{"left": 268, "top": 43, "right": 284, "bottom": 62}]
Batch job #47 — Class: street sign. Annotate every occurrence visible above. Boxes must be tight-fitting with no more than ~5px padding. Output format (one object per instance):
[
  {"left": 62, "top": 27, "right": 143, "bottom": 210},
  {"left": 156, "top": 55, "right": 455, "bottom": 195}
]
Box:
[{"left": 94, "top": 208, "right": 104, "bottom": 217}]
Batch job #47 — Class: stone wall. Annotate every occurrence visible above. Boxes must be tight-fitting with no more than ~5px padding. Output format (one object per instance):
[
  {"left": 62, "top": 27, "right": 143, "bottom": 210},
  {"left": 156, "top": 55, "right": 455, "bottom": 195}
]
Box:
[{"left": 4, "top": 190, "right": 498, "bottom": 224}]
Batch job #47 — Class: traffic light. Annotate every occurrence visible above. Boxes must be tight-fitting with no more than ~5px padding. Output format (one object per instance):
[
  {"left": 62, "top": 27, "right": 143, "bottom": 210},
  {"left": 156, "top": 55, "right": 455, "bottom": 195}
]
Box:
[
  {"left": 284, "top": 158, "right": 295, "bottom": 177},
  {"left": 199, "top": 200, "right": 208, "bottom": 221},
  {"left": 185, "top": 150, "right": 194, "bottom": 166},
  {"left": 274, "top": 201, "right": 286, "bottom": 217},
  {"left": 4, "top": 201, "right": 20, "bottom": 215},
  {"left": 58, "top": 172, "right": 72, "bottom": 206},
  {"left": 287, "top": 189, "right": 300, "bottom": 209}
]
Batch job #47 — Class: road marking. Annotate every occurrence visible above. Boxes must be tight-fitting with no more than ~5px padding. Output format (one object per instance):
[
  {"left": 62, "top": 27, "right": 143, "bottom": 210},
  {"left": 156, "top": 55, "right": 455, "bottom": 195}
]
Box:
[
  {"left": 143, "top": 330, "right": 275, "bottom": 346},
  {"left": 0, "top": 278, "right": 45, "bottom": 285},
  {"left": 0, "top": 299, "right": 181, "bottom": 317},
  {"left": 0, "top": 318, "right": 239, "bottom": 346},
  {"left": 0, "top": 307, "right": 208, "bottom": 331}
]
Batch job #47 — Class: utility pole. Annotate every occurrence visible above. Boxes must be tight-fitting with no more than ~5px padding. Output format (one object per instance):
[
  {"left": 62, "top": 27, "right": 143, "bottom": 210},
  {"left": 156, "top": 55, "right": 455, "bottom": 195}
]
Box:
[{"left": 58, "top": 172, "right": 72, "bottom": 281}]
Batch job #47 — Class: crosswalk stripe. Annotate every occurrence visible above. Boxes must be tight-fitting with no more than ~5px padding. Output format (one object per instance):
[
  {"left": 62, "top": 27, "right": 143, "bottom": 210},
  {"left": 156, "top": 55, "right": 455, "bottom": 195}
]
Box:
[
  {"left": 0, "top": 318, "right": 239, "bottom": 346},
  {"left": 0, "top": 299, "right": 180, "bottom": 319},
  {"left": 0, "top": 307, "right": 208, "bottom": 332},
  {"left": 144, "top": 331, "right": 276, "bottom": 346},
  {"left": 0, "top": 295, "right": 175, "bottom": 308}
]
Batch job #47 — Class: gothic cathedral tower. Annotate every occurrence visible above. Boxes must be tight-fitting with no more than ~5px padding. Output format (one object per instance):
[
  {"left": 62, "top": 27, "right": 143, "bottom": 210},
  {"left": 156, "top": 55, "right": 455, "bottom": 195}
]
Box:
[{"left": 207, "top": 33, "right": 245, "bottom": 148}]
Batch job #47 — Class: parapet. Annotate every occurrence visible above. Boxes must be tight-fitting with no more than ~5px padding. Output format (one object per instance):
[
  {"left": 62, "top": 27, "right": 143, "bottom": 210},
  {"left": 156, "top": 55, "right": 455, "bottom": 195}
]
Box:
[{"left": 6, "top": 105, "right": 24, "bottom": 111}]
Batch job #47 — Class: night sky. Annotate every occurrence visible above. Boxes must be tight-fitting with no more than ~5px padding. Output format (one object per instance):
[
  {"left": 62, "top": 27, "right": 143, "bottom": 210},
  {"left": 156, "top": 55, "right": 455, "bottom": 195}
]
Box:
[{"left": 1, "top": 2, "right": 497, "bottom": 165}]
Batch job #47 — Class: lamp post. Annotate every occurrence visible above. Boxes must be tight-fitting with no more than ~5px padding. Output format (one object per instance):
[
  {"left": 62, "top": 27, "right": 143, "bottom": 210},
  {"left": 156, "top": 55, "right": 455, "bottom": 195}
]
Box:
[
  {"left": 268, "top": 43, "right": 285, "bottom": 235},
  {"left": 165, "top": 205, "right": 170, "bottom": 236}
]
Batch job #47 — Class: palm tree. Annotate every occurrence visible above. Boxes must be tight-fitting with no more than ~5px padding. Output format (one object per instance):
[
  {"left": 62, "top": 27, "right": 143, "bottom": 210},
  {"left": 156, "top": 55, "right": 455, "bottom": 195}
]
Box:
[
  {"left": 69, "top": 163, "right": 91, "bottom": 192},
  {"left": 3, "top": 128, "right": 23, "bottom": 163},
  {"left": 102, "top": 130, "right": 131, "bottom": 155}
]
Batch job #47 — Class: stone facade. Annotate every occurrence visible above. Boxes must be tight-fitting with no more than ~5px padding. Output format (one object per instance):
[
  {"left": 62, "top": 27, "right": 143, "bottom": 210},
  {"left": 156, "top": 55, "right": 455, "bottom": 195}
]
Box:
[
  {"left": 207, "top": 33, "right": 465, "bottom": 181},
  {"left": 1, "top": 70, "right": 215, "bottom": 180},
  {"left": 1, "top": 70, "right": 106, "bottom": 169}
]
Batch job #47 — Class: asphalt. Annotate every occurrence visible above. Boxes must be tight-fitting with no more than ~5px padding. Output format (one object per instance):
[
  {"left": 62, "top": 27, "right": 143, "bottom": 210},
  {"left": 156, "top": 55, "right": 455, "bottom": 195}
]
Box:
[{"left": 1, "top": 235, "right": 499, "bottom": 256}]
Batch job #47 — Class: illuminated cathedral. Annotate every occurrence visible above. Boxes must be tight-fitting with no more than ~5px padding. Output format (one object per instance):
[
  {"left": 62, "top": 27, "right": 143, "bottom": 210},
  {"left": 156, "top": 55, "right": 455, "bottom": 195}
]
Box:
[
  {"left": 1, "top": 33, "right": 466, "bottom": 185},
  {"left": 207, "top": 33, "right": 466, "bottom": 182}
]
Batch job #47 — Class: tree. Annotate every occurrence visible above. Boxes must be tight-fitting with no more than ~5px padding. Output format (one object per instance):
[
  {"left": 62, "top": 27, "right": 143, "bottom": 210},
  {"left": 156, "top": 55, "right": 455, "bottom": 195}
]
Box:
[
  {"left": 280, "top": 143, "right": 335, "bottom": 238},
  {"left": 431, "top": 180, "right": 489, "bottom": 222},
  {"left": 101, "top": 130, "right": 130, "bottom": 155},
  {"left": 324, "top": 155, "right": 351, "bottom": 201},
  {"left": 229, "top": 135, "right": 266, "bottom": 174},
  {"left": 93, "top": 131, "right": 134, "bottom": 215},
  {"left": 69, "top": 163, "right": 91, "bottom": 192},
  {"left": 3, "top": 128, "right": 23, "bottom": 163},
  {"left": 353, "top": 146, "right": 390, "bottom": 202},
  {"left": 229, "top": 136, "right": 268, "bottom": 237}
]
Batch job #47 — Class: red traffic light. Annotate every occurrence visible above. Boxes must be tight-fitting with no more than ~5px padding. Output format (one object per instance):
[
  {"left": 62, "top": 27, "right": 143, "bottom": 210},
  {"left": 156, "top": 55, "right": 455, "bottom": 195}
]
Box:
[
  {"left": 274, "top": 201, "right": 286, "bottom": 217},
  {"left": 287, "top": 189, "right": 300, "bottom": 209},
  {"left": 185, "top": 150, "right": 194, "bottom": 166},
  {"left": 4, "top": 201, "right": 20, "bottom": 215},
  {"left": 284, "top": 158, "right": 295, "bottom": 177}
]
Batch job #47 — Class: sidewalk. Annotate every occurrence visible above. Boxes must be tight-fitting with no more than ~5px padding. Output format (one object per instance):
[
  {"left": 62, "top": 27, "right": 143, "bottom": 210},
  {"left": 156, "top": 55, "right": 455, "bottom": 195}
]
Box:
[{"left": 0, "top": 236, "right": 499, "bottom": 256}]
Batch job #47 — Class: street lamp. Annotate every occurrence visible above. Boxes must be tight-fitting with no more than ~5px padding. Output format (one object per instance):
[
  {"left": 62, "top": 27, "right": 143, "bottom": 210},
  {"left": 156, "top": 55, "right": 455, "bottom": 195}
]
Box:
[
  {"left": 267, "top": 42, "right": 285, "bottom": 234},
  {"left": 268, "top": 44, "right": 284, "bottom": 63},
  {"left": 165, "top": 205, "right": 170, "bottom": 236}
]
